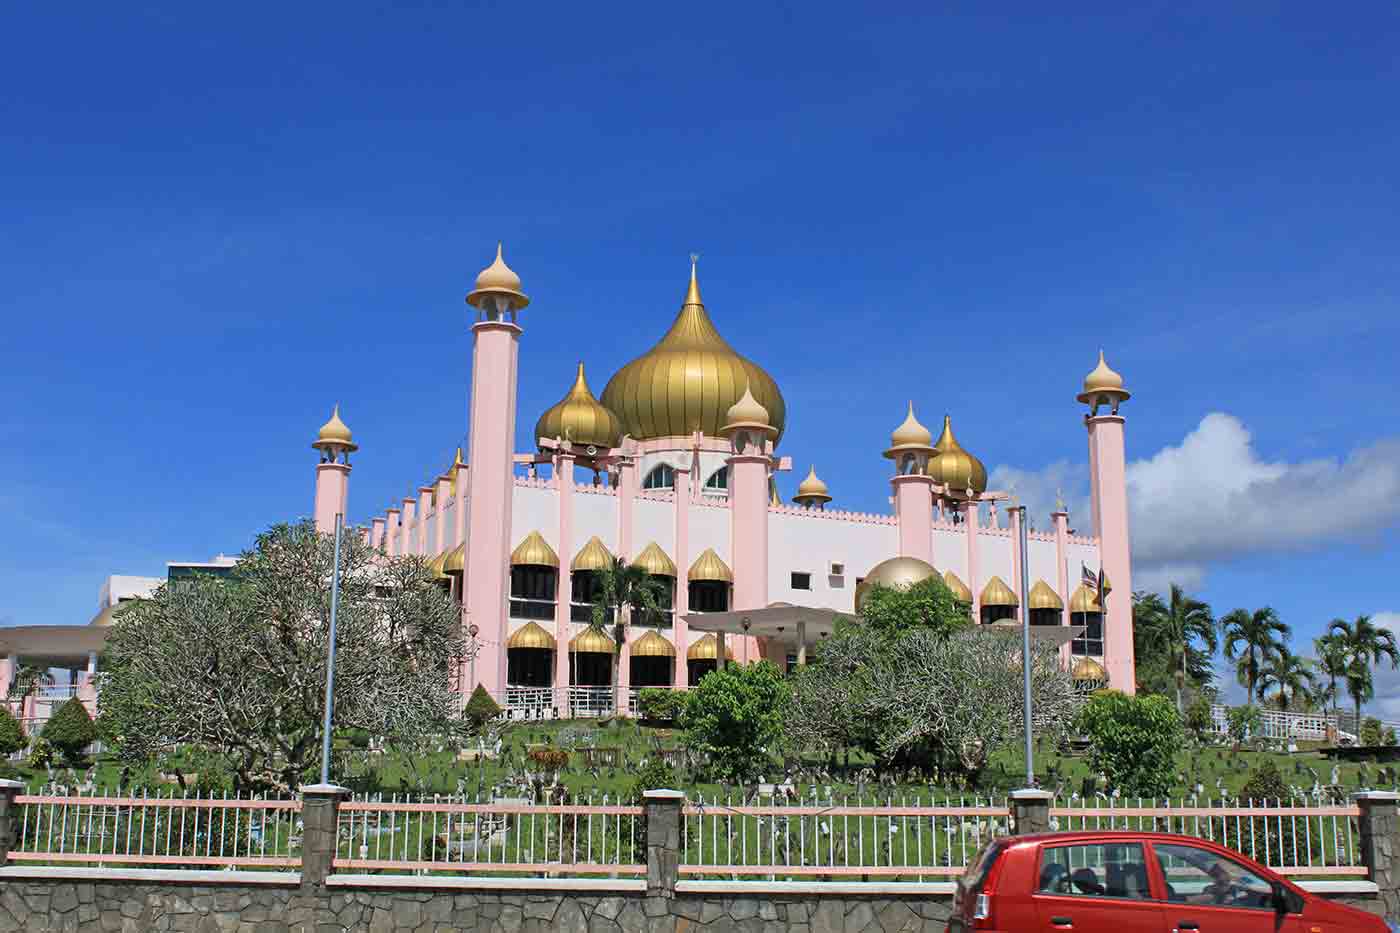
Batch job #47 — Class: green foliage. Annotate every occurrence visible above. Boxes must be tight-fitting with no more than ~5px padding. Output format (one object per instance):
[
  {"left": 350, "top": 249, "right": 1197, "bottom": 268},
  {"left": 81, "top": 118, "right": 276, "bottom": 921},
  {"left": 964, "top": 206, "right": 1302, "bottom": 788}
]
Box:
[
  {"left": 526, "top": 747, "right": 569, "bottom": 772},
  {"left": 1182, "top": 696, "right": 1214, "bottom": 744},
  {"left": 628, "top": 757, "right": 678, "bottom": 801},
  {"left": 1328, "top": 615, "right": 1400, "bottom": 728},
  {"left": 682, "top": 661, "right": 789, "bottom": 783},
  {"left": 26, "top": 737, "right": 54, "bottom": 770},
  {"left": 1223, "top": 759, "right": 1316, "bottom": 865},
  {"left": 1360, "top": 717, "right": 1384, "bottom": 747},
  {"left": 464, "top": 685, "right": 503, "bottom": 729},
  {"left": 857, "top": 576, "right": 970, "bottom": 638},
  {"left": 41, "top": 699, "right": 97, "bottom": 764},
  {"left": 1132, "top": 585, "right": 1217, "bottom": 704},
  {"left": 340, "top": 727, "right": 372, "bottom": 749},
  {"left": 1226, "top": 705, "right": 1262, "bottom": 748},
  {"left": 1221, "top": 607, "right": 1290, "bottom": 700},
  {"left": 1076, "top": 691, "right": 1184, "bottom": 797},
  {"left": 637, "top": 688, "right": 686, "bottom": 723},
  {"left": 0, "top": 706, "right": 25, "bottom": 756}
]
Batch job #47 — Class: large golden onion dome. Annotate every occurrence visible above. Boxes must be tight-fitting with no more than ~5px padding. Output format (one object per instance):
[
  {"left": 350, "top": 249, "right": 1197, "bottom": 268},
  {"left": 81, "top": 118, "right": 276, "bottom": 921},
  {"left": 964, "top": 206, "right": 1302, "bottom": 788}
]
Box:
[
  {"left": 600, "top": 262, "right": 786, "bottom": 443},
  {"left": 535, "top": 362, "right": 624, "bottom": 453},
  {"left": 926, "top": 415, "right": 987, "bottom": 495},
  {"left": 854, "top": 556, "right": 937, "bottom": 611}
]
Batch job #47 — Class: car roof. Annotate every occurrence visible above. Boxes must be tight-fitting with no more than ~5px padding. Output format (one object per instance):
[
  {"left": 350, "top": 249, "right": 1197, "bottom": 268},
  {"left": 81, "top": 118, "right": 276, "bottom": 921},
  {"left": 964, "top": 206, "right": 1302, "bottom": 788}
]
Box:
[{"left": 1012, "top": 830, "right": 1233, "bottom": 846}]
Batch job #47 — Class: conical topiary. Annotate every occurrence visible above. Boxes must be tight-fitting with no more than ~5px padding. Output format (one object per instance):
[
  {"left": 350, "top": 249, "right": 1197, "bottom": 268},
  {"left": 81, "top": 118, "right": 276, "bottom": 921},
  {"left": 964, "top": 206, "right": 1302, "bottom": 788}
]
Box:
[{"left": 41, "top": 699, "right": 97, "bottom": 764}]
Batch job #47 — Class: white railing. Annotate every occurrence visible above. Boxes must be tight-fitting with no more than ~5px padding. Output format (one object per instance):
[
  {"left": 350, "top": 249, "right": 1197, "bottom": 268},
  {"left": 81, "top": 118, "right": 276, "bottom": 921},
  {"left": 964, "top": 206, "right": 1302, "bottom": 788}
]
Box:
[{"left": 1209, "top": 706, "right": 1339, "bottom": 741}]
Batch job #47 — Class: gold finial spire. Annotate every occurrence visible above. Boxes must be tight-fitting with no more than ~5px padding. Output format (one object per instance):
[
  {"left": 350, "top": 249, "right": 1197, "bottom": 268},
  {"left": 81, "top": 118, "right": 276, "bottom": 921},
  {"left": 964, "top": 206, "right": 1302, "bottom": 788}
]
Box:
[{"left": 684, "top": 252, "right": 702, "bottom": 306}]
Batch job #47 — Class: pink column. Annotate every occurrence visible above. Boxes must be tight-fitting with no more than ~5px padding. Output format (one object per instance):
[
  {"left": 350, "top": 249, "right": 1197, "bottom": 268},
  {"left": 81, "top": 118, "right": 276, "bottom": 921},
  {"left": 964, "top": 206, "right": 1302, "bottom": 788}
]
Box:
[
  {"left": 435, "top": 476, "right": 452, "bottom": 555},
  {"left": 313, "top": 463, "right": 350, "bottom": 533},
  {"left": 964, "top": 500, "right": 980, "bottom": 620},
  {"left": 1008, "top": 507, "right": 1024, "bottom": 611},
  {"left": 0, "top": 656, "right": 12, "bottom": 702},
  {"left": 1087, "top": 414, "right": 1135, "bottom": 694},
  {"left": 554, "top": 450, "right": 575, "bottom": 705},
  {"left": 729, "top": 450, "right": 770, "bottom": 664},
  {"left": 454, "top": 461, "right": 469, "bottom": 606},
  {"left": 385, "top": 508, "right": 400, "bottom": 557},
  {"left": 615, "top": 452, "right": 635, "bottom": 714},
  {"left": 418, "top": 486, "right": 434, "bottom": 556},
  {"left": 892, "top": 474, "right": 934, "bottom": 564},
  {"left": 401, "top": 497, "right": 418, "bottom": 556},
  {"left": 370, "top": 517, "right": 385, "bottom": 551},
  {"left": 463, "top": 320, "right": 521, "bottom": 698},
  {"left": 1053, "top": 509, "right": 1071, "bottom": 666},
  {"left": 671, "top": 460, "right": 690, "bottom": 687}
]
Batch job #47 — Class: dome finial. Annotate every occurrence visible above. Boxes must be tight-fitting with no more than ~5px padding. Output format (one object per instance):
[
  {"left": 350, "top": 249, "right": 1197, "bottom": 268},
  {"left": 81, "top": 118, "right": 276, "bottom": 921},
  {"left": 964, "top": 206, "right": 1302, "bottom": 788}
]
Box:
[
  {"left": 885, "top": 400, "right": 934, "bottom": 457},
  {"left": 467, "top": 241, "right": 529, "bottom": 311},
  {"left": 312, "top": 403, "right": 358, "bottom": 454},
  {"left": 685, "top": 252, "right": 702, "bottom": 306},
  {"left": 793, "top": 464, "right": 832, "bottom": 508}
]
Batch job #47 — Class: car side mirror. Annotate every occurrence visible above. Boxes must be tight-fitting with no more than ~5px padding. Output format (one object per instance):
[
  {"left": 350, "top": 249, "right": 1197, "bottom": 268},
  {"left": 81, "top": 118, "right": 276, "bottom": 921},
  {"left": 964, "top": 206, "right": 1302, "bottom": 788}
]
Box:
[{"left": 1272, "top": 882, "right": 1301, "bottom": 914}]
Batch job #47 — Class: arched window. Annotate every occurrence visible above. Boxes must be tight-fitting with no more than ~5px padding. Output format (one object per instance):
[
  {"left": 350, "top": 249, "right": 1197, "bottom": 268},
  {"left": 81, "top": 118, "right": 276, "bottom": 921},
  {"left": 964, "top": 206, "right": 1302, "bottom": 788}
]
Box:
[
  {"left": 703, "top": 466, "right": 728, "bottom": 493},
  {"left": 642, "top": 464, "right": 675, "bottom": 490}
]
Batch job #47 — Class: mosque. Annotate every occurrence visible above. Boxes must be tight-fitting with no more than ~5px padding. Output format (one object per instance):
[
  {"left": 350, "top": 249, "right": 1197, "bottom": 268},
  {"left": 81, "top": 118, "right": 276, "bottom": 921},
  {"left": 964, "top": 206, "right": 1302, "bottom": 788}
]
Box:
[{"left": 2, "top": 244, "right": 1137, "bottom": 723}]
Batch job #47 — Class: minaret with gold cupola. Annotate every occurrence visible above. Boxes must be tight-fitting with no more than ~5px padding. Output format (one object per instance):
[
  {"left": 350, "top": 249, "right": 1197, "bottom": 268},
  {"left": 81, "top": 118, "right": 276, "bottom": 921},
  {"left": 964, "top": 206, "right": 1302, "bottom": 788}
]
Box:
[
  {"left": 792, "top": 466, "right": 832, "bottom": 510},
  {"left": 722, "top": 385, "right": 777, "bottom": 635},
  {"left": 1078, "top": 350, "right": 1135, "bottom": 694},
  {"left": 463, "top": 243, "right": 529, "bottom": 696},
  {"left": 885, "top": 402, "right": 936, "bottom": 565},
  {"left": 311, "top": 404, "right": 357, "bottom": 534}
]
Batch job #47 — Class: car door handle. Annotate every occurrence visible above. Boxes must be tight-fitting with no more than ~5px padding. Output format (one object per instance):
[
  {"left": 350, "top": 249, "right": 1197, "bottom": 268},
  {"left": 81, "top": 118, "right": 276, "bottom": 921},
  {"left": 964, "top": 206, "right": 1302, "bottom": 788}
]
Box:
[
  {"left": 1173, "top": 923, "right": 1200, "bottom": 932},
  {"left": 1049, "top": 919, "right": 1072, "bottom": 928}
]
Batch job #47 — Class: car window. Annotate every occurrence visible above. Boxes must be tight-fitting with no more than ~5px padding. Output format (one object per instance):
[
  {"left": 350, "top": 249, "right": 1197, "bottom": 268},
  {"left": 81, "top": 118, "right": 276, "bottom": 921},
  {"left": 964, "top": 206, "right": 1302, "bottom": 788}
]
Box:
[
  {"left": 1153, "top": 843, "right": 1275, "bottom": 910},
  {"left": 960, "top": 839, "right": 1007, "bottom": 893},
  {"left": 1037, "top": 843, "right": 1152, "bottom": 900}
]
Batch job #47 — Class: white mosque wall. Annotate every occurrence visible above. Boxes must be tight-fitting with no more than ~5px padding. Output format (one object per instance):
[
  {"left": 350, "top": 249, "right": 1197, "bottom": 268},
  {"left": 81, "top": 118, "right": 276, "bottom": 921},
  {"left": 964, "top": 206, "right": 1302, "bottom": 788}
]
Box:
[
  {"left": 1025, "top": 535, "right": 1060, "bottom": 591},
  {"left": 689, "top": 501, "right": 731, "bottom": 565},
  {"left": 511, "top": 484, "right": 561, "bottom": 553},
  {"left": 978, "top": 531, "right": 1015, "bottom": 587},
  {"left": 573, "top": 488, "right": 620, "bottom": 554},
  {"left": 932, "top": 526, "right": 965, "bottom": 575},
  {"left": 767, "top": 509, "right": 898, "bottom": 612},
  {"left": 632, "top": 496, "right": 674, "bottom": 559}
]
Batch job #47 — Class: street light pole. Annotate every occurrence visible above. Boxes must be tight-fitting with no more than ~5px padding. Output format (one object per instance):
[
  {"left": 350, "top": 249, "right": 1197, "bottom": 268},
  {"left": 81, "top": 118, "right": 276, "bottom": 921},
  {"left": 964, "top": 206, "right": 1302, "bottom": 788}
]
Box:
[
  {"left": 1017, "top": 505, "right": 1035, "bottom": 786},
  {"left": 318, "top": 513, "right": 345, "bottom": 786}
]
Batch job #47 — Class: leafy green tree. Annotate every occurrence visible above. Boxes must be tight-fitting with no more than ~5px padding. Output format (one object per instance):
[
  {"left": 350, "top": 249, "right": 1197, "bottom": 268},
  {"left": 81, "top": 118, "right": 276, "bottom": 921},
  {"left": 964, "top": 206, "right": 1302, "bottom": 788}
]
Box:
[
  {"left": 0, "top": 706, "right": 25, "bottom": 756},
  {"left": 1257, "top": 650, "right": 1316, "bottom": 711},
  {"left": 100, "top": 520, "right": 468, "bottom": 793},
  {"left": 1327, "top": 615, "right": 1400, "bottom": 730},
  {"left": 1132, "top": 585, "right": 1217, "bottom": 712},
  {"left": 1360, "top": 717, "right": 1384, "bottom": 747},
  {"left": 1221, "top": 607, "right": 1290, "bottom": 700},
  {"left": 463, "top": 685, "right": 503, "bottom": 730},
  {"left": 1182, "top": 695, "right": 1215, "bottom": 744},
  {"left": 1226, "top": 704, "right": 1262, "bottom": 750},
  {"left": 682, "top": 661, "right": 789, "bottom": 783},
  {"left": 589, "top": 557, "right": 670, "bottom": 698},
  {"left": 41, "top": 699, "right": 97, "bottom": 764},
  {"left": 857, "top": 576, "right": 970, "bottom": 638},
  {"left": 1313, "top": 633, "right": 1350, "bottom": 719},
  {"left": 1076, "top": 691, "right": 1184, "bottom": 797}
]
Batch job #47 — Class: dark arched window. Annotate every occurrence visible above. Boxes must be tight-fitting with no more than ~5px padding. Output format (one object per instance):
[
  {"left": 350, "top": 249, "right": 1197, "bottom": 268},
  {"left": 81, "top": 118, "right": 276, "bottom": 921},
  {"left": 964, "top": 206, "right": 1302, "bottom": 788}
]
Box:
[
  {"left": 703, "top": 467, "right": 728, "bottom": 492},
  {"left": 642, "top": 464, "right": 675, "bottom": 490}
]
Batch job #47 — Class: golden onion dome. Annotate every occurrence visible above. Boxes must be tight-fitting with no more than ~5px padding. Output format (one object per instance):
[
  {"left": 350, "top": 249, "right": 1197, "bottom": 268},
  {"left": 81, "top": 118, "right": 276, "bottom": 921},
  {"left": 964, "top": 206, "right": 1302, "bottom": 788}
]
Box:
[
  {"left": 854, "top": 556, "right": 938, "bottom": 610},
  {"left": 687, "top": 548, "right": 733, "bottom": 583},
  {"left": 925, "top": 415, "right": 987, "bottom": 495},
  {"left": 1027, "top": 580, "right": 1064, "bottom": 611},
  {"left": 722, "top": 384, "right": 776, "bottom": 439},
  {"left": 508, "top": 621, "right": 557, "bottom": 650},
  {"left": 1072, "top": 656, "right": 1107, "bottom": 682},
  {"left": 1076, "top": 350, "right": 1131, "bottom": 406},
  {"left": 600, "top": 262, "right": 786, "bottom": 443},
  {"left": 440, "top": 447, "right": 466, "bottom": 498},
  {"left": 535, "top": 362, "right": 624, "bottom": 454},
  {"left": 1069, "top": 583, "right": 1102, "bottom": 614},
  {"left": 569, "top": 627, "right": 617, "bottom": 654},
  {"left": 442, "top": 542, "right": 465, "bottom": 576},
  {"left": 942, "top": 570, "right": 973, "bottom": 603},
  {"left": 312, "top": 404, "right": 358, "bottom": 453},
  {"left": 980, "top": 576, "right": 1019, "bottom": 607},
  {"left": 510, "top": 531, "right": 560, "bottom": 568},
  {"left": 633, "top": 541, "right": 678, "bottom": 577},
  {"left": 571, "top": 536, "right": 614, "bottom": 572},
  {"left": 426, "top": 549, "right": 451, "bottom": 580},
  {"left": 631, "top": 630, "right": 677, "bottom": 658},
  {"left": 793, "top": 465, "right": 832, "bottom": 506},
  {"left": 466, "top": 242, "right": 529, "bottom": 311},
  {"left": 884, "top": 401, "right": 934, "bottom": 458},
  {"left": 686, "top": 633, "right": 735, "bottom": 661}
]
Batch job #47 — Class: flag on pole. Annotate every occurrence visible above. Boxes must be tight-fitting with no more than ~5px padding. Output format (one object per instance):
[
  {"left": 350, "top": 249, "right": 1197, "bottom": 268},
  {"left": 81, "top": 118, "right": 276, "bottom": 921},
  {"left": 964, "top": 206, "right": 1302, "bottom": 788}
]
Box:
[{"left": 1082, "top": 563, "right": 1111, "bottom": 609}]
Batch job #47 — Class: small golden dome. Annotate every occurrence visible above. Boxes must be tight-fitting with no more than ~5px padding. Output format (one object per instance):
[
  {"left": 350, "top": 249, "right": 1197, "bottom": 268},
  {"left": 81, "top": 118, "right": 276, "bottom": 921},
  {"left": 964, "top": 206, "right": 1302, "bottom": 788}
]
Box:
[
  {"left": 312, "top": 404, "right": 358, "bottom": 453},
  {"left": 942, "top": 570, "right": 973, "bottom": 603},
  {"left": 631, "top": 630, "right": 676, "bottom": 658},
  {"left": 793, "top": 465, "right": 832, "bottom": 506},
  {"left": 979, "top": 575, "right": 1019, "bottom": 608},
  {"left": 571, "top": 536, "right": 614, "bottom": 572},
  {"left": 884, "top": 401, "right": 934, "bottom": 458},
  {"left": 1076, "top": 350, "right": 1131, "bottom": 407},
  {"left": 722, "top": 384, "right": 775, "bottom": 438},
  {"left": 688, "top": 548, "right": 733, "bottom": 583},
  {"left": 425, "top": 549, "right": 450, "bottom": 580},
  {"left": 442, "top": 542, "right": 465, "bottom": 576},
  {"left": 1027, "top": 580, "right": 1064, "bottom": 611},
  {"left": 570, "top": 627, "right": 616, "bottom": 654},
  {"left": 466, "top": 242, "right": 530, "bottom": 311},
  {"left": 926, "top": 415, "right": 986, "bottom": 495},
  {"left": 687, "top": 632, "right": 735, "bottom": 661},
  {"left": 633, "top": 541, "right": 678, "bottom": 577},
  {"left": 511, "top": 531, "right": 560, "bottom": 568},
  {"left": 1069, "top": 583, "right": 1102, "bottom": 614},
  {"left": 508, "top": 621, "right": 557, "bottom": 651},
  {"left": 600, "top": 261, "right": 786, "bottom": 443},
  {"left": 855, "top": 556, "right": 938, "bottom": 610},
  {"left": 535, "top": 362, "right": 624, "bottom": 454},
  {"left": 440, "top": 447, "right": 466, "bottom": 498},
  {"left": 1072, "top": 656, "right": 1107, "bottom": 682}
]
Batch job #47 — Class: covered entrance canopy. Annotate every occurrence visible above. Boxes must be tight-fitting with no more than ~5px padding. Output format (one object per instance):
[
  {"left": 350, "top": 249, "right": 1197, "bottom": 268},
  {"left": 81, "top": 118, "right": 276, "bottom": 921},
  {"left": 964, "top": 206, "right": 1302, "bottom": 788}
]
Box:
[{"left": 680, "top": 604, "right": 847, "bottom": 666}]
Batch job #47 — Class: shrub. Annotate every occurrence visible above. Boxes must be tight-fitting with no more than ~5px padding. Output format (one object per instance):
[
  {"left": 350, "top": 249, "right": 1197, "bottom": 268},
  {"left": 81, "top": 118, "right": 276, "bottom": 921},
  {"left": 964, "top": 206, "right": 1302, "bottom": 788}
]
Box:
[
  {"left": 1361, "top": 717, "right": 1384, "bottom": 747},
  {"left": 0, "top": 706, "right": 25, "bottom": 756},
  {"left": 1223, "top": 760, "right": 1317, "bottom": 865},
  {"left": 628, "top": 757, "right": 678, "bottom": 801},
  {"left": 27, "top": 737, "right": 54, "bottom": 770},
  {"left": 638, "top": 688, "right": 686, "bottom": 723},
  {"left": 41, "top": 700, "right": 97, "bottom": 764},
  {"left": 1076, "top": 691, "right": 1183, "bottom": 797},
  {"left": 463, "top": 685, "right": 503, "bottom": 730},
  {"left": 682, "top": 661, "right": 788, "bottom": 783},
  {"left": 1183, "top": 696, "right": 1214, "bottom": 744},
  {"left": 1226, "top": 705, "right": 1261, "bottom": 749},
  {"left": 527, "top": 747, "right": 569, "bottom": 772}
]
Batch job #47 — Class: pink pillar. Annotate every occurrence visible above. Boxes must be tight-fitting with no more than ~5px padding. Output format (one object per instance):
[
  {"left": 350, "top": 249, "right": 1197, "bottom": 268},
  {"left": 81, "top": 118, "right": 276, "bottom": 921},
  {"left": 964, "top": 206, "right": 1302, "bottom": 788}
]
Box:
[
  {"left": 385, "top": 508, "right": 400, "bottom": 557},
  {"left": 313, "top": 463, "right": 350, "bottom": 534},
  {"left": 463, "top": 320, "right": 521, "bottom": 699},
  {"left": 1008, "top": 506, "right": 1024, "bottom": 612},
  {"left": 615, "top": 453, "right": 634, "bottom": 714},
  {"left": 418, "top": 486, "right": 434, "bottom": 556},
  {"left": 401, "top": 497, "right": 417, "bottom": 556},
  {"left": 435, "top": 476, "right": 452, "bottom": 555},
  {"left": 1053, "top": 509, "right": 1071, "bottom": 666},
  {"left": 671, "top": 461, "right": 690, "bottom": 687},
  {"left": 892, "top": 474, "right": 934, "bottom": 564},
  {"left": 1087, "top": 414, "right": 1135, "bottom": 694},
  {"left": 964, "top": 500, "right": 980, "bottom": 620},
  {"left": 554, "top": 451, "right": 575, "bottom": 704},
  {"left": 729, "top": 449, "right": 770, "bottom": 664},
  {"left": 370, "top": 517, "right": 385, "bottom": 551},
  {"left": 0, "top": 656, "right": 12, "bottom": 702}
]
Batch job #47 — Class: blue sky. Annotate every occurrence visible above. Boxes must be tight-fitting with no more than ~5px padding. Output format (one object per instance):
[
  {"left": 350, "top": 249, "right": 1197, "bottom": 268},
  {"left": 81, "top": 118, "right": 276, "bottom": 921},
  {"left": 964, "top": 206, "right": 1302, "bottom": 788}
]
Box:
[{"left": 2, "top": 4, "right": 1398, "bottom": 701}]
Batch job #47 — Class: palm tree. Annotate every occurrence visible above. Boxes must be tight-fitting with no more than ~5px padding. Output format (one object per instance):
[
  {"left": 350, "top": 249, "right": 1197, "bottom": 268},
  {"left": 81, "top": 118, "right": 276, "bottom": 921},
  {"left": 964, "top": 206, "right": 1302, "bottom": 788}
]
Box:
[
  {"left": 1134, "top": 584, "right": 1217, "bottom": 712},
  {"left": 1257, "top": 650, "right": 1316, "bottom": 711},
  {"left": 1221, "top": 607, "right": 1290, "bottom": 701},
  {"left": 1313, "top": 633, "right": 1350, "bottom": 719},
  {"left": 1327, "top": 615, "right": 1400, "bottom": 730},
  {"left": 589, "top": 558, "right": 669, "bottom": 702}
]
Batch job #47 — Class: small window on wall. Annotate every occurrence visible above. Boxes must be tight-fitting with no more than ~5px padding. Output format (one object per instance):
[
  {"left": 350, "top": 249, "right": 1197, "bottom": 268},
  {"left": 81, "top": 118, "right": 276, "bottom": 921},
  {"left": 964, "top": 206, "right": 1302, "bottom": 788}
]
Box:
[
  {"left": 791, "top": 572, "right": 811, "bottom": 591},
  {"left": 643, "top": 464, "right": 675, "bottom": 489},
  {"left": 703, "top": 466, "right": 728, "bottom": 493}
]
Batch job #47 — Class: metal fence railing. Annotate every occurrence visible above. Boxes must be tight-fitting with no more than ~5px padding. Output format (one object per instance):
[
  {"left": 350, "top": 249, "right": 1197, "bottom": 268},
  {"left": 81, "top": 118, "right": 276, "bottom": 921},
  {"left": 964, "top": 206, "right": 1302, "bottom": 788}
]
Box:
[
  {"left": 680, "top": 794, "right": 1012, "bottom": 879},
  {"left": 1050, "top": 798, "right": 1365, "bottom": 877},
  {"left": 333, "top": 794, "right": 645, "bottom": 875},
  {"left": 11, "top": 791, "right": 302, "bottom": 869}
]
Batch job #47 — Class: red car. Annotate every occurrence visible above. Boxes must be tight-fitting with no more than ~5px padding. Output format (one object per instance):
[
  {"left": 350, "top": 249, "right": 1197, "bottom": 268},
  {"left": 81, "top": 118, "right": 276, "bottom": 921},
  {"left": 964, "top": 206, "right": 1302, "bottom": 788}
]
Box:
[{"left": 947, "top": 830, "right": 1392, "bottom": 933}]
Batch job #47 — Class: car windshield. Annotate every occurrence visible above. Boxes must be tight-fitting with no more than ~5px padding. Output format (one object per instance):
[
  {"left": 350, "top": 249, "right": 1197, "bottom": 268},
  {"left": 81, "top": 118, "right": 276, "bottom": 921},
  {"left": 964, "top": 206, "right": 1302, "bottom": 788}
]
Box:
[{"left": 960, "top": 839, "right": 1007, "bottom": 894}]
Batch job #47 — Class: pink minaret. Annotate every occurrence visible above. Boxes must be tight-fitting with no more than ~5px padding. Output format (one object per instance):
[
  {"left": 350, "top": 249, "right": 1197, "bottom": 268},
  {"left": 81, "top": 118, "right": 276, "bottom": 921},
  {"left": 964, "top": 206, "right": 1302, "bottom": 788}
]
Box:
[
  {"left": 885, "top": 402, "right": 936, "bottom": 564},
  {"left": 311, "top": 405, "right": 357, "bottom": 534},
  {"left": 463, "top": 243, "right": 529, "bottom": 697},
  {"left": 723, "top": 384, "right": 776, "bottom": 638},
  {"left": 1079, "top": 351, "right": 1136, "bottom": 694}
]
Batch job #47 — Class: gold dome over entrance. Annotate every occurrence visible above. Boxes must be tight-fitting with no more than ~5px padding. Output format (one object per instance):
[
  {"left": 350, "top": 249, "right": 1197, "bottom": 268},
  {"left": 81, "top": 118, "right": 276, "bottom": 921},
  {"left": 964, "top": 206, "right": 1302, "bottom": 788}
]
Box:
[
  {"left": 535, "top": 362, "right": 624, "bottom": 453},
  {"left": 601, "top": 260, "right": 786, "bottom": 443}
]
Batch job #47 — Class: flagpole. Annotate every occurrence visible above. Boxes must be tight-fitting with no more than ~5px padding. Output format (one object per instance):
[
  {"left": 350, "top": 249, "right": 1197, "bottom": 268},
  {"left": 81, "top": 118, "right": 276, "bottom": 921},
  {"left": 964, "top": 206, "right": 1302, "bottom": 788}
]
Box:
[
  {"left": 319, "top": 512, "right": 344, "bottom": 786},
  {"left": 1017, "top": 505, "right": 1034, "bottom": 786}
]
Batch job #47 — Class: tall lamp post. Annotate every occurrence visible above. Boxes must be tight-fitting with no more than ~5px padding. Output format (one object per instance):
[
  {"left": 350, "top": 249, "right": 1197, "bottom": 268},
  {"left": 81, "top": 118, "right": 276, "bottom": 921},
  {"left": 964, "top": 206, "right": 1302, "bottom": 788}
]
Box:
[
  {"left": 1016, "top": 505, "right": 1034, "bottom": 786},
  {"left": 319, "top": 513, "right": 345, "bottom": 786}
]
